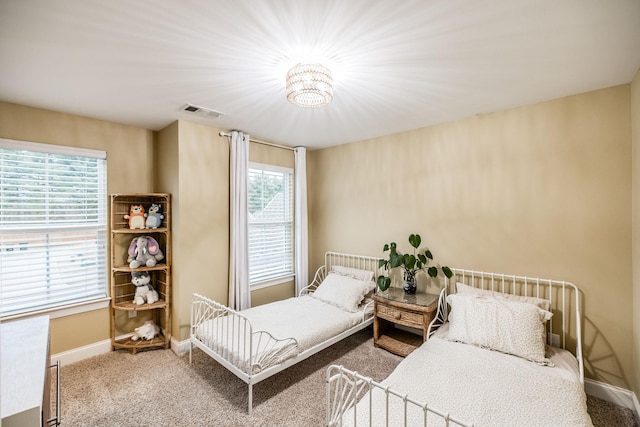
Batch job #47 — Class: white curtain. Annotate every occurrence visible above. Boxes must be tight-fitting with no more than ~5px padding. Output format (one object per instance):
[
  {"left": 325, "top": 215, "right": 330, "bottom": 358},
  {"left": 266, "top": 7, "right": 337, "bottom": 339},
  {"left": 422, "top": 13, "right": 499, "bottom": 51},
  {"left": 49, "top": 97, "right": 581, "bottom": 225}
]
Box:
[
  {"left": 294, "top": 146, "right": 309, "bottom": 296},
  {"left": 228, "top": 131, "right": 251, "bottom": 310}
]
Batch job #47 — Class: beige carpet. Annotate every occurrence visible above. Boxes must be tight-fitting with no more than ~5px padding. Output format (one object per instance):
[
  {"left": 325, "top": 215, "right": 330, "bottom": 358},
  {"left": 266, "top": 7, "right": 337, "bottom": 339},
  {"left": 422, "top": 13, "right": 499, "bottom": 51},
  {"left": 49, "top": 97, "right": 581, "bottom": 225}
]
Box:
[{"left": 56, "top": 328, "right": 637, "bottom": 427}]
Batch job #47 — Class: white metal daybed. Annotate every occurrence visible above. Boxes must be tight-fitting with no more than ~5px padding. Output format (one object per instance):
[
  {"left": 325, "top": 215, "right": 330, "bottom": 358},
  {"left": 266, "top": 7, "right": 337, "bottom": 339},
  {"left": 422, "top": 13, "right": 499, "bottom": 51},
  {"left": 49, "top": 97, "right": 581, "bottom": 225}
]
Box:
[
  {"left": 327, "top": 268, "right": 593, "bottom": 427},
  {"left": 190, "top": 251, "right": 382, "bottom": 415}
]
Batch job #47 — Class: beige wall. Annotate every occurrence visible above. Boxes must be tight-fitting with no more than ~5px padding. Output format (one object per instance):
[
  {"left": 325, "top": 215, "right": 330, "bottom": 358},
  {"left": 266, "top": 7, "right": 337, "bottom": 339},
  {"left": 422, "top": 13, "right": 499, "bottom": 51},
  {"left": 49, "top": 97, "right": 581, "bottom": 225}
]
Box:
[
  {"left": 308, "top": 85, "right": 634, "bottom": 388},
  {"left": 632, "top": 68, "right": 640, "bottom": 397},
  {"left": 155, "top": 122, "right": 296, "bottom": 340},
  {"left": 155, "top": 120, "right": 230, "bottom": 341},
  {"left": 0, "top": 101, "right": 154, "bottom": 354}
]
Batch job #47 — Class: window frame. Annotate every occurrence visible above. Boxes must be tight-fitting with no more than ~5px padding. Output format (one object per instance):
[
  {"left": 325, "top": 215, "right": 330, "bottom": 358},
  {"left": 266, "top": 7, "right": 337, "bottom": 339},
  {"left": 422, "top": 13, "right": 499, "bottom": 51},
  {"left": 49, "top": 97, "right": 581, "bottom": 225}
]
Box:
[
  {"left": 0, "top": 138, "right": 109, "bottom": 320},
  {"left": 247, "top": 162, "right": 295, "bottom": 289}
]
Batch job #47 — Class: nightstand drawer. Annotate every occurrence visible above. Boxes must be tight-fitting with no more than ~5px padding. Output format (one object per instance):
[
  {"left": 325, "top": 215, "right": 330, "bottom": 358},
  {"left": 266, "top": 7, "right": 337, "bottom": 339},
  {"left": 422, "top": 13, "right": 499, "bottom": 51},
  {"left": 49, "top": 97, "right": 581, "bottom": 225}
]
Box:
[{"left": 377, "top": 304, "right": 423, "bottom": 328}]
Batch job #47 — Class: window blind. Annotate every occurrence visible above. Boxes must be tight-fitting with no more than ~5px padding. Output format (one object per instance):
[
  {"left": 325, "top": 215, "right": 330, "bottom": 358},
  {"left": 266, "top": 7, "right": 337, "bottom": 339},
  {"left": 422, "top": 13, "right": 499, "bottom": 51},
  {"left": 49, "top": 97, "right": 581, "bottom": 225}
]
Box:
[
  {"left": 0, "top": 139, "right": 107, "bottom": 317},
  {"left": 248, "top": 164, "right": 294, "bottom": 284}
]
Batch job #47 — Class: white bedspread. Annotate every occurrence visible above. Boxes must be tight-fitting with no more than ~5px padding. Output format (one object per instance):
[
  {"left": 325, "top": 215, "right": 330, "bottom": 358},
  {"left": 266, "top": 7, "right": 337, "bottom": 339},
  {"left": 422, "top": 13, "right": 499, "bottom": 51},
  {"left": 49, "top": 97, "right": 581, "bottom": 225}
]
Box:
[
  {"left": 340, "top": 327, "right": 593, "bottom": 427},
  {"left": 196, "top": 295, "right": 366, "bottom": 374}
]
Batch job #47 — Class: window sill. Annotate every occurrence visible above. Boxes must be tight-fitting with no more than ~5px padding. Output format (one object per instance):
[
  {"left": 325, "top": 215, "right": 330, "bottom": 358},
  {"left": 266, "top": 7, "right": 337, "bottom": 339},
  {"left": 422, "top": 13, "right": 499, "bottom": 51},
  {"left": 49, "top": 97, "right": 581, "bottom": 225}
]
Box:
[
  {"left": 251, "top": 275, "right": 295, "bottom": 291},
  {"left": 0, "top": 297, "right": 111, "bottom": 322}
]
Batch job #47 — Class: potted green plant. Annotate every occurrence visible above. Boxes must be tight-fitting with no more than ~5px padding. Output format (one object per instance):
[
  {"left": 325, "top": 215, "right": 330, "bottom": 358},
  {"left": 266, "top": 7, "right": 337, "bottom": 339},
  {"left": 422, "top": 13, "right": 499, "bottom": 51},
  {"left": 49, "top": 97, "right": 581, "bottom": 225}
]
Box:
[{"left": 377, "top": 233, "right": 453, "bottom": 294}]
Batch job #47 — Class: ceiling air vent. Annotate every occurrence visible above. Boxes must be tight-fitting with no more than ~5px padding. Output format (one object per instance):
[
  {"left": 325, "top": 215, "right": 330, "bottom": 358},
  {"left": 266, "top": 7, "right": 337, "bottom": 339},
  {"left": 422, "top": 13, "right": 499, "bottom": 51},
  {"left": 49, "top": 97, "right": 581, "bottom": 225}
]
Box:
[{"left": 182, "top": 103, "right": 224, "bottom": 119}]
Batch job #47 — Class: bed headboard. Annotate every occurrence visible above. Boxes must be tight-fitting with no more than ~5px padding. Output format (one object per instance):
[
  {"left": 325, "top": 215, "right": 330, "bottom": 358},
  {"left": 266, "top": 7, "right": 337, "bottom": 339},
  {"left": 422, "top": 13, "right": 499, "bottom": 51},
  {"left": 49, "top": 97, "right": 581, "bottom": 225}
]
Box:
[
  {"left": 306, "top": 251, "right": 382, "bottom": 293},
  {"left": 434, "top": 268, "right": 584, "bottom": 383},
  {"left": 325, "top": 251, "right": 382, "bottom": 276}
]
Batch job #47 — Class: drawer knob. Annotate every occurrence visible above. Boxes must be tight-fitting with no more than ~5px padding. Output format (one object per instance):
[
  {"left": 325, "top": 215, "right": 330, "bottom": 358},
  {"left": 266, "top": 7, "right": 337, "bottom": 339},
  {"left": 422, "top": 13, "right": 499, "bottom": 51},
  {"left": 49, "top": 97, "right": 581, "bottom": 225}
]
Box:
[{"left": 394, "top": 313, "right": 401, "bottom": 320}]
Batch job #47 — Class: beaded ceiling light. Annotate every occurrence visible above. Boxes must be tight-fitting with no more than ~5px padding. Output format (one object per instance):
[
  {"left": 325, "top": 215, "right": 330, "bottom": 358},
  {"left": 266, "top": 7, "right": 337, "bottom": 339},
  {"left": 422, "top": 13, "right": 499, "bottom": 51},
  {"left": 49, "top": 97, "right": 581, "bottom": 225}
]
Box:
[{"left": 286, "top": 63, "right": 333, "bottom": 108}]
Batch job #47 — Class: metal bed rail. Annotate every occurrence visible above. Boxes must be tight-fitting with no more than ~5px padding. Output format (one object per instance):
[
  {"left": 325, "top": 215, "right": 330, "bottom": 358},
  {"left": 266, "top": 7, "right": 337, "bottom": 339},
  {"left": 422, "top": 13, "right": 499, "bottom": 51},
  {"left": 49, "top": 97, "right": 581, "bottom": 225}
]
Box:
[{"left": 326, "top": 365, "right": 472, "bottom": 427}]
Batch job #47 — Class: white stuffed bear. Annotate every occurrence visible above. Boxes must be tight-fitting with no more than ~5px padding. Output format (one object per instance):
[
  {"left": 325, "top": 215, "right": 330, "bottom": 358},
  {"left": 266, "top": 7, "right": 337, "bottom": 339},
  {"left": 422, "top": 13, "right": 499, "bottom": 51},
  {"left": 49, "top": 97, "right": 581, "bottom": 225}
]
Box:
[
  {"left": 131, "top": 320, "right": 160, "bottom": 341},
  {"left": 131, "top": 271, "right": 159, "bottom": 305}
]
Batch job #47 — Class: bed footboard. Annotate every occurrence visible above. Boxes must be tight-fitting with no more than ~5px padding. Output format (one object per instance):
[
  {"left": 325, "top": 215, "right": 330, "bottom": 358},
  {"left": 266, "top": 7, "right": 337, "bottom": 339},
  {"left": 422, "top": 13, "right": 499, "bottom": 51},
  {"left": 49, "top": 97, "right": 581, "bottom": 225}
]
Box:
[
  {"left": 326, "top": 365, "right": 471, "bottom": 427},
  {"left": 190, "top": 293, "right": 298, "bottom": 374}
]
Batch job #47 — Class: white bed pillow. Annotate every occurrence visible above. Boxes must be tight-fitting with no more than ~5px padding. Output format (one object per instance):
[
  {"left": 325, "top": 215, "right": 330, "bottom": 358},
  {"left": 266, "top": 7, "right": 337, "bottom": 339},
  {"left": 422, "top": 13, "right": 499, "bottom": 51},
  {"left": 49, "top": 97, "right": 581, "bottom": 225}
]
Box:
[
  {"left": 311, "top": 273, "right": 374, "bottom": 313},
  {"left": 445, "top": 293, "right": 553, "bottom": 365},
  {"left": 331, "top": 265, "right": 375, "bottom": 282},
  {"left": 456, "top": 282, "right": 551, "bottom": 311}
]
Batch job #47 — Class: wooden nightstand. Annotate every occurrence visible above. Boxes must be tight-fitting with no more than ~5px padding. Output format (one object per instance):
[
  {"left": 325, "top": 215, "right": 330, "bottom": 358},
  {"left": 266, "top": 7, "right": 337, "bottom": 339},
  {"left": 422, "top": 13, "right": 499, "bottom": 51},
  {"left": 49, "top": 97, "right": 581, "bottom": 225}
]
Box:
[{"left": 373, "top": 288, "right": 439, "bottom": 357}]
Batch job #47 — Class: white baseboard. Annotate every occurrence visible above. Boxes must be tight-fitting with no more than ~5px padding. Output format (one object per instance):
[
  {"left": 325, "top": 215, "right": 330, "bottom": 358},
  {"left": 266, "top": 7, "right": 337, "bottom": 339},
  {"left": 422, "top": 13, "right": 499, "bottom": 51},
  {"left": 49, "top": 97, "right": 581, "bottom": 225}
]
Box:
[
  {"left": 50, "top": 338, "right": 112, "bottom": 366},
  {"left": 50, "top": 336, "right": 189, "bottom": 367},
  {"left": 49, "top": 333, "right": 135, "bottom": 366},
  {"left": 585, "top": 378, "right": 639, "bottom": 418},
  {"left": 171, "top": 336, "right": 190, "bottom": 356}
]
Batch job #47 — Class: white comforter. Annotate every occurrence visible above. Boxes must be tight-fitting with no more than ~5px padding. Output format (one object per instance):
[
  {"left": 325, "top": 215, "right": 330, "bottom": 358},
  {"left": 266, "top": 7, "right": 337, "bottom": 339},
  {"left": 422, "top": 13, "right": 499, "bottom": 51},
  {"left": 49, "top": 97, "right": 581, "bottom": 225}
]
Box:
[
  {"left": 195, "top": 295, "right": 366, "bottom": 374},
  {"left": 341, "top": 327, "right": 593, "bottom": 427}
]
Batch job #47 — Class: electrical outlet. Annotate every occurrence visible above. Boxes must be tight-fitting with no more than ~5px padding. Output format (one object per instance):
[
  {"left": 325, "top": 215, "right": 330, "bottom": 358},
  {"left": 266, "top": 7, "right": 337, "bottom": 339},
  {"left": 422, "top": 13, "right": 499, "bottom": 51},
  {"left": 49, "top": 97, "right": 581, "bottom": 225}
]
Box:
[
  {"left": 548, "top": 332, "right": 560, "bottom": 347},
  {"left": 128, "top": 310, "right": 137, "bottom": 318}
]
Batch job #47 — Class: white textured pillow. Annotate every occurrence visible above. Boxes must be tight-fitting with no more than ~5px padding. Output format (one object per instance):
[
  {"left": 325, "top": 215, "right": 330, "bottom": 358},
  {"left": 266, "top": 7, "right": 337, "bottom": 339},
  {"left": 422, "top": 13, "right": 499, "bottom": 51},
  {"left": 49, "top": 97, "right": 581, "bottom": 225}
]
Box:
[
  {"left": 445, "top": 293, "right": 553, "bottom": 365},
  {"left": 456, "top": 282, "right": 551, "bottom": 311},
  {"left": 311, "top": 273, "right": 374, "bottom": 313},
  {"left": 331, "top": 265, "right": 375, "bottom": 282}
]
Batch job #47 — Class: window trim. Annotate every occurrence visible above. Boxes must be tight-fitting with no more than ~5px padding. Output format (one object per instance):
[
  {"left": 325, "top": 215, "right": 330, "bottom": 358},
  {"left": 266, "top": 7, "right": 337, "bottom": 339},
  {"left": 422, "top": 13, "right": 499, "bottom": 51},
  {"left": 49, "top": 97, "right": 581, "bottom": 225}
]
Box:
[
  {"left": 0, "top": 297, "right": 110, "bottom": 322},
  {"left": 250, "top": 274, "right": 296, "bottom": 291},
  {"left": 247, "top": 162, "right": 295, "bottom": 289},
  {"left": 0, "top": 138, "right": 106, "bottom": 159}
]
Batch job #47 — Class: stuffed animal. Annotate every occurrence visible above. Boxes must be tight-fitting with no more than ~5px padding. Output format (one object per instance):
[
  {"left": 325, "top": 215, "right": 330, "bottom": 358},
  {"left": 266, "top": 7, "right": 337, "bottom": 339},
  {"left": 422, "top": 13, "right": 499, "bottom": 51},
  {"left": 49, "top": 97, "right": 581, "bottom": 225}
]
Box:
[
  {"left": 131, "top": 320, "right": 160, "bottom": 341},
  {"left": 144, "top": 203, "right": 164, "bottom": 229},
  {"left": 128, "top": 236, "right": 165, "bottom": 268},
  {"left": 131, "top": 271, "right": 159, "bottom": 305},
  {"left": 124, "top": 204, "right": 146, "bottom": 229}
]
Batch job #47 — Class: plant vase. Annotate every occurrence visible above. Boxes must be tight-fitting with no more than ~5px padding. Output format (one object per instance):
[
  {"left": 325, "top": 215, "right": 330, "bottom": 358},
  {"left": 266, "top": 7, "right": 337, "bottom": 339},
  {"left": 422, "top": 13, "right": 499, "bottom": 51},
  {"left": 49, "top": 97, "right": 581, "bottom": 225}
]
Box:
[
  {"left": 375, "top": 287, "right": 389, "bottom": 297},
  {"left": 403, "top": 273, "right": 417, "bottom": 294}
]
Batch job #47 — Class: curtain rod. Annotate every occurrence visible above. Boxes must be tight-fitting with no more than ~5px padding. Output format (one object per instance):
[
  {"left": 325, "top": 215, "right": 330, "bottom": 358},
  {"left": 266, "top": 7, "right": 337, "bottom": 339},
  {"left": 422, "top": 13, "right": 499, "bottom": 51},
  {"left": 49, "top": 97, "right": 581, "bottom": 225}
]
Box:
[{"left": 219, "top": 131, "right": 295, "bottom": 151}]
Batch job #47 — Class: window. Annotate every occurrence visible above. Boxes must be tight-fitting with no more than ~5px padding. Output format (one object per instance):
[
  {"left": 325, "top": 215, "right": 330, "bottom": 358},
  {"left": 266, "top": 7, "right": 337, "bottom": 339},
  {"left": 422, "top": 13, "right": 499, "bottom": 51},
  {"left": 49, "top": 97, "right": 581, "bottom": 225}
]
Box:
[
  {"left": 0, "top": 139, "right": 108, "bottom": 318},
  {"left": 248, "top": 163, "right": 294, "bottom": 286}
]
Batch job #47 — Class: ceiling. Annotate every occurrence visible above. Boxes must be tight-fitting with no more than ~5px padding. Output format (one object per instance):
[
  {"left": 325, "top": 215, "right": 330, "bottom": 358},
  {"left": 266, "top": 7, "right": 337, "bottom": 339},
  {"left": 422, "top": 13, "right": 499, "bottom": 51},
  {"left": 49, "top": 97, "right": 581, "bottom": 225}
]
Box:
[{"left": 1, "top": 1, "right": 639, "bottom": 150}]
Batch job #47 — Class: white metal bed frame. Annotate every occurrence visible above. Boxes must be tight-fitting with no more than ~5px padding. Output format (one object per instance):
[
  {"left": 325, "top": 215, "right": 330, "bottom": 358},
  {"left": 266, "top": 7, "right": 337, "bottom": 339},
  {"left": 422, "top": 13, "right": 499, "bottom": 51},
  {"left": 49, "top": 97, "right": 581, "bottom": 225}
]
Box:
[
  {"left": 326, "top": 267, "right": 584, "bottom": 426},
  {"left": 190, "top": 251, "right": 382, "bottom": 415}
]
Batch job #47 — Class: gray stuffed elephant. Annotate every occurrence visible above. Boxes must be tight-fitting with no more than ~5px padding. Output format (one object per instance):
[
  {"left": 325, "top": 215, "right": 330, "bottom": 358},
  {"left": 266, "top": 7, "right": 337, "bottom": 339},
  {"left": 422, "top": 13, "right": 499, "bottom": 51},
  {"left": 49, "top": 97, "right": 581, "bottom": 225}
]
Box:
[{"left": 128, "top": 236, "right": 164, "bottom": 268}]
